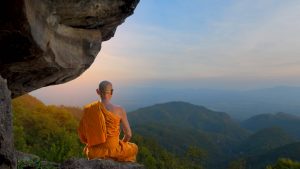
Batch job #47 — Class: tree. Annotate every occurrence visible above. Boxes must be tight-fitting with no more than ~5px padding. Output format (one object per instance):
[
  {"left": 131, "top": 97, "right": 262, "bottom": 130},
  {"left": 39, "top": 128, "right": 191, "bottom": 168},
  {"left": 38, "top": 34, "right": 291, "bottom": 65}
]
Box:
[
  {"left": 266, "top": 158, "right": 300, "bottom": 169},
  {"left": 184, "top": 145, "right": 207, "bottom": 169},
  {"left": 12, "top": 94, "right": 84, "bottom": 162},
  {"left": 228, "top": 158, "right": 246, "bottom": 169}
]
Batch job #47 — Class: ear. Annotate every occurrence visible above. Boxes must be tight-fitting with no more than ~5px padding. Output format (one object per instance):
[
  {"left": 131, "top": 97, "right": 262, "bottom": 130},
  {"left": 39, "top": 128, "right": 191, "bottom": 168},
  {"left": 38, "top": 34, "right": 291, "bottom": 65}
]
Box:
[{"left": 96, "top": 89, "right": 100, "bottom": 95}]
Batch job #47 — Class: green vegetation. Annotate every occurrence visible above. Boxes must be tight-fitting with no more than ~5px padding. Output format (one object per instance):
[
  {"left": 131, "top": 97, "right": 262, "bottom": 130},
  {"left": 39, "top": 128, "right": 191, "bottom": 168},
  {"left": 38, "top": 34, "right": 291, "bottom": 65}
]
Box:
[
  {"left": 128, "top": 101, "right": 250, "bottom": 168},
  {"left": 266, "top": 158, "right": 300, "bottom": 169},
  {"left": 13, "top": 94, "right": 84, "bottom": 162},
  {"left": 132, "top": 135, "right": 204, "bottom": 169},
  {"left": 244, "top": 142, "right": 300, "bottom": 169},
  {"left": 128, "top": 101, "right": 300, "bottom": 169},
  {"left": 241, "top": 112, "right": 300, "bottom": 139},
  {"left": 227, "top": 158, "right": 246, "bottom": 169},
  {"left": 129, "top": 101, "right": 249, "bottom": 139},
  {"left": 12, "top": 95, "right": 300, "bottom": 169},
  {"left": 17, "top": 158, "right": 57, "bottom": 169},
  {"left": 236, "top": 127, "right": 296, "bottom": 156},
  {"left": 12, "top": 95, "right": 204, "bottom": 168}
]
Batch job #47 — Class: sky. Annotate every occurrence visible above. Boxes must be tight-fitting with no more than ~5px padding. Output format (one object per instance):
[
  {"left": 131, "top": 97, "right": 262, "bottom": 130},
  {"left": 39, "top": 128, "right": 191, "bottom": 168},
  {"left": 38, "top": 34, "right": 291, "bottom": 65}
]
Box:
[{"left": 31, "top": 0, "right": 300, "bottom": 107}]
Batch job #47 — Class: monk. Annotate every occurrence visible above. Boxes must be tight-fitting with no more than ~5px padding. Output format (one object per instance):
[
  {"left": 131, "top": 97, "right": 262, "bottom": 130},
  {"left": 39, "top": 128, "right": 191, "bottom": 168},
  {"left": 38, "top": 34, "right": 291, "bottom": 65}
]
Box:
[{"left": 78, "top": 80, "right": 138, "bottom": 162}]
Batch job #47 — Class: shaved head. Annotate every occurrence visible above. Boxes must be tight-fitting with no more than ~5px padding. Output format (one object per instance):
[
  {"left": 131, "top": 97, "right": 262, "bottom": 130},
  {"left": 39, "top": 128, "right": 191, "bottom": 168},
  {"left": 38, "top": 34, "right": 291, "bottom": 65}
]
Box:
[{"left": 98, "top": 80, "right": 113, "bottom": 98}]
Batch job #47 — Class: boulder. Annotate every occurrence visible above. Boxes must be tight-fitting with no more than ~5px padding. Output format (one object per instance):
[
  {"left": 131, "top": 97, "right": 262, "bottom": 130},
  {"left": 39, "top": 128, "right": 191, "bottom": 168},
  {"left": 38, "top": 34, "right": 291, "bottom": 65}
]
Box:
[
  {"left": 15, "top": 151, "right": 59, "bottom": 169},
  {"left": 60, "top": 158, "right": 145, "bottom": 169}
]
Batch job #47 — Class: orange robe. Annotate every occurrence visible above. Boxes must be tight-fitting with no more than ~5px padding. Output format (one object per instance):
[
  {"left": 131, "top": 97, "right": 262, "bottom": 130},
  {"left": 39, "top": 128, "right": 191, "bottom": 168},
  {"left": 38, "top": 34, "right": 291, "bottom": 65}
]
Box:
[{"left": 78, "top": 101, "right": 138, "bottom": 162}]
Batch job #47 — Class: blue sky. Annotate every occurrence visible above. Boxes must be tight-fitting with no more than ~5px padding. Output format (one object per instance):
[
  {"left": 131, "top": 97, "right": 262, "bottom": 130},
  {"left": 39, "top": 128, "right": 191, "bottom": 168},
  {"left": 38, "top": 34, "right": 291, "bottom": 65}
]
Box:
[{"left": 31, "top": 0, "right": 300, "bottom": 106}]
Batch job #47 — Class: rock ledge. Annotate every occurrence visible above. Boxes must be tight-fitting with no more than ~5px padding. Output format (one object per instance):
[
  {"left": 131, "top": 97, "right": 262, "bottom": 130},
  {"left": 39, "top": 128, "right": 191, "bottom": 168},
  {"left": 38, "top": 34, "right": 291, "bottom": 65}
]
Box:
[
  {"left": 16, "top": 152, "right": 145, "bottom": 169},
  {"left": 61, "top": 158, "right": 145, "bottom": 169}
]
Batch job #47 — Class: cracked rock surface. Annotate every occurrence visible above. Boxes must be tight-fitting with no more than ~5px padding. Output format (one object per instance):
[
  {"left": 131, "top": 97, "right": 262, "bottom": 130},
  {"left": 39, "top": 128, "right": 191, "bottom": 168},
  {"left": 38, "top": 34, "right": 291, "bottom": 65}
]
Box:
[
  {"left": 0, "top": 1, "right": 139, "bottom": 168},
  {"left": 0, "top": 76, "right": 16, "bottom": 169},
  {"left": 0, "top": 0, "right": 139, "bottom": 98},
  {"left": 60, "top": 158, "right": 145, "bottom": 169}
]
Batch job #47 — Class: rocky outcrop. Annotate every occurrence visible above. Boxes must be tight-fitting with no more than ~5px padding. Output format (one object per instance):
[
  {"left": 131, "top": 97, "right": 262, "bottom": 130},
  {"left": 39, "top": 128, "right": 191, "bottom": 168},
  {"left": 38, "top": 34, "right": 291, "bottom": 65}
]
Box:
[
  {"left": 0, "top": 0, "right": 139, "bottom": 98},
  {"left": 0, "top": 0, "right": 139, "bottom": 168},
  {"left": 0, "top": 76, "right": 16, "bottom": 169},
  {"left": 15, "top": 151, "right": 59, "bottom": 168},
  {"left": 61, "top": 158, "right": 145, "bottom": 169},
  {"left": 16, "top": 152, "right": 145, "bottom": 169}
]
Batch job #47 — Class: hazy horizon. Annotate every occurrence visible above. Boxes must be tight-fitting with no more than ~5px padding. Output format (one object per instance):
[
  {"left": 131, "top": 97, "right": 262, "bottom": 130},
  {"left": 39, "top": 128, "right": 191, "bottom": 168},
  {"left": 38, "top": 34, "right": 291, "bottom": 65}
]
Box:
[{"left": 30, "top": 0, "right": 300, "bottom": 118}]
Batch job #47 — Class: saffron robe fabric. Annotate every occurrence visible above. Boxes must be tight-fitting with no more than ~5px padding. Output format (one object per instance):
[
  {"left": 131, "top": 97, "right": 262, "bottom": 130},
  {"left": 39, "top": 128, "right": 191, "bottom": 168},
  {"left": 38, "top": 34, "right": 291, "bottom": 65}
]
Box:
[{"left": 78, "top": 101, "right": 138, "bottom": 162}]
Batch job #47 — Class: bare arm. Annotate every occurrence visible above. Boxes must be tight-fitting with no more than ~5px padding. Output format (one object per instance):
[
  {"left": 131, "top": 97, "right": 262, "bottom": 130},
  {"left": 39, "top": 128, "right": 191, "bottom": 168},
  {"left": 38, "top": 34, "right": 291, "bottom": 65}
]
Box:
[{"left": 120, "top": 107, "right": 132, "bottom": 142}]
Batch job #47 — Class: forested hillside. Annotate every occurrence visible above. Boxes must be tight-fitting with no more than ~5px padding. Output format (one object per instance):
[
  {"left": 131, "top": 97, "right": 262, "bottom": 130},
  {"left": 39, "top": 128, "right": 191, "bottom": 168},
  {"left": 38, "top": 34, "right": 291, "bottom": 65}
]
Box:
[
  {"left": 235, "top": 127, "right": 296, "bottom": 156},
  {"left": 128, "top": 101, "right": 300, "bottom": 169},
  {"left": 12, "top": 95, "right": 202, "bottom": 169},
  {"left": 241, "top": 112, "right": 300, "bottom": 139},
  {"left": 12, "top": 94, "right": 84, "bottom": 162},
  {"left": 12, "top": 95, "right": 300, "bottom": 169},
  {"left": 245, "top": 142, "right": 300, "bottom": 169},
  {"left": 128, "top": 101, "right": 250, "bottom": 168}
]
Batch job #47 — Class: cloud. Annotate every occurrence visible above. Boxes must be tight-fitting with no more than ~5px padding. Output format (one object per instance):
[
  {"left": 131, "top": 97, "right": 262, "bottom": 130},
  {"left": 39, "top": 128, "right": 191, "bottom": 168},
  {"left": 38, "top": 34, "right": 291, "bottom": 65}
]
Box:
[
  {"left": 31, "top": 1, "right": 300, "bottom": 106},
  {"left": 182, "top": 1, "right": 300, "bottom": 78},
  {"left": 92, "top": 0, "right": 300, "bottom": 89}
]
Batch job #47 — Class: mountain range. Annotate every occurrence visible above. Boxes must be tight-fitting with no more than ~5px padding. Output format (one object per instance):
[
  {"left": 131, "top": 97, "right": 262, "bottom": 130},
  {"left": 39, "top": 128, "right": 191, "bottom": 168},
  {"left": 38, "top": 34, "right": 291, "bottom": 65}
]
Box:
[
  {"left": 128, "top": 101, "right": 250, "bottom": 168},
  {"left": 111, "top": 86, "right": 300, "bottom": 120},
  {"left": 127, "top": 101, "right": 300, "bottom": 169},
  {"left": 17, "top": 94, "right": 300, "bottom": 169},
  {"left": 241, "top": 112, "right": 300, "bottom": 139},
  {"left": 246, "top": 142, "right": 300, "bottom": 169}
]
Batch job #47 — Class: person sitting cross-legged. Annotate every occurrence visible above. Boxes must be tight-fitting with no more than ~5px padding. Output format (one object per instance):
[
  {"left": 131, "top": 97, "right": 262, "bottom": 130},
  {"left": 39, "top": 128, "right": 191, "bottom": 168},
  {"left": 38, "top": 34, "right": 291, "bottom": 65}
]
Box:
[{"left": 78, "top": 80, "right": 138, "bottom": 162}]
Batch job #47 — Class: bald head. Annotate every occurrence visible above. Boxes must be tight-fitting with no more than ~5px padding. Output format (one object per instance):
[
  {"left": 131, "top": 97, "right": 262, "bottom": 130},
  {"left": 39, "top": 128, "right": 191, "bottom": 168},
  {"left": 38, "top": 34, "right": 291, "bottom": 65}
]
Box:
[{"left": 98, "top": 80, "right": 113, "bottom": 99}]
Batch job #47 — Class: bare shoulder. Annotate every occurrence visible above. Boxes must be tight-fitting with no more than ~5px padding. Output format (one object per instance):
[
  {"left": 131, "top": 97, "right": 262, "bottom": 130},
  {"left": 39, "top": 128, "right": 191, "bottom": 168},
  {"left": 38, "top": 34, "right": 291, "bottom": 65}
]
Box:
[
  {"left": 115, "top": 105, "right": 125, "bottom": 113},
  {"left": 112, "top": 104, "right": 126, "bottom": 116}
]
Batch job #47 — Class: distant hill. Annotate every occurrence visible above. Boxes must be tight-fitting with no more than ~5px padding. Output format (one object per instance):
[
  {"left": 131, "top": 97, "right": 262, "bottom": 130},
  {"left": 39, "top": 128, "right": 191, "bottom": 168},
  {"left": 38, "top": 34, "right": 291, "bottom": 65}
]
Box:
[
  {"left": 13, "top": 95, "right": 300, "bottom": 169},
  {"left": 12, "top": 93, "right": 45, "bottom": 109},
  {"left": 241, "top": 112, "right": 300, "bottom": 139},
  {"left": 245, "top": 142, "right": 300, "bottom": 169},
  {"left": 31, "top": 85, "right": 300, "bottom": 119},
  {"left": 128, "top": 101, "right": 300, "bottom": 169},
  {"left": 128, "top": 101, "right": 250, "bottom": 168},
  {"left": 129, "top": 101, "right": 249, "bottom": 138},
  {"left": 108, "top": 85, "right": 300, "bottom": 120},
  {"left": 235, "top": 127, "right": 296, "bottom": 156}
]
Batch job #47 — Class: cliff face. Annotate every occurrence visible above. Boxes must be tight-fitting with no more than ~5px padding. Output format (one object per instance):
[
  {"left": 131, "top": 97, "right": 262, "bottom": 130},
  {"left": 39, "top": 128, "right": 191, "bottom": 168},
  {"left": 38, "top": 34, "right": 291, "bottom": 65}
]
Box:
[
  {"left": 0, "top": 0, "right": 139, "bottom": 98},
  {"left": 0, "top": 0, "right": 139, "bottom": 168},
  {"left": 0, "top": 76, "right": 16, "bottom": 169}
]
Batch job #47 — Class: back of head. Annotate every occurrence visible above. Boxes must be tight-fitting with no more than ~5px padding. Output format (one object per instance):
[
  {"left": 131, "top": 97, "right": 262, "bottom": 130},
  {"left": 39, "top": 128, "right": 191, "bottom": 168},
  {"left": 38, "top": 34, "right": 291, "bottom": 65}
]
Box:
[{"left": 99, "top": 80, "right": 112, "bottom": 99}]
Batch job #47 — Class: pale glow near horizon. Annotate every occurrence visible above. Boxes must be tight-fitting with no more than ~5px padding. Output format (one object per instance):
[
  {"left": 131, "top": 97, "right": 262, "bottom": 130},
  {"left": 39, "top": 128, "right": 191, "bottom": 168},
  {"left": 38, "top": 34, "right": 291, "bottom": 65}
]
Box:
[{"left": 31, "top": 0, "right": 300, "bottom": 106}]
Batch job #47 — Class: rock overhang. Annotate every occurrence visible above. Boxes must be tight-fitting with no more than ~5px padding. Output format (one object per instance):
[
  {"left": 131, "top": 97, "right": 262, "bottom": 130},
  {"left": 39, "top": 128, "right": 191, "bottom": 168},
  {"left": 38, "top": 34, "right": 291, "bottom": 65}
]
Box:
[{"left": 0, "top": 0, "right": 139, "bottom": 98}]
